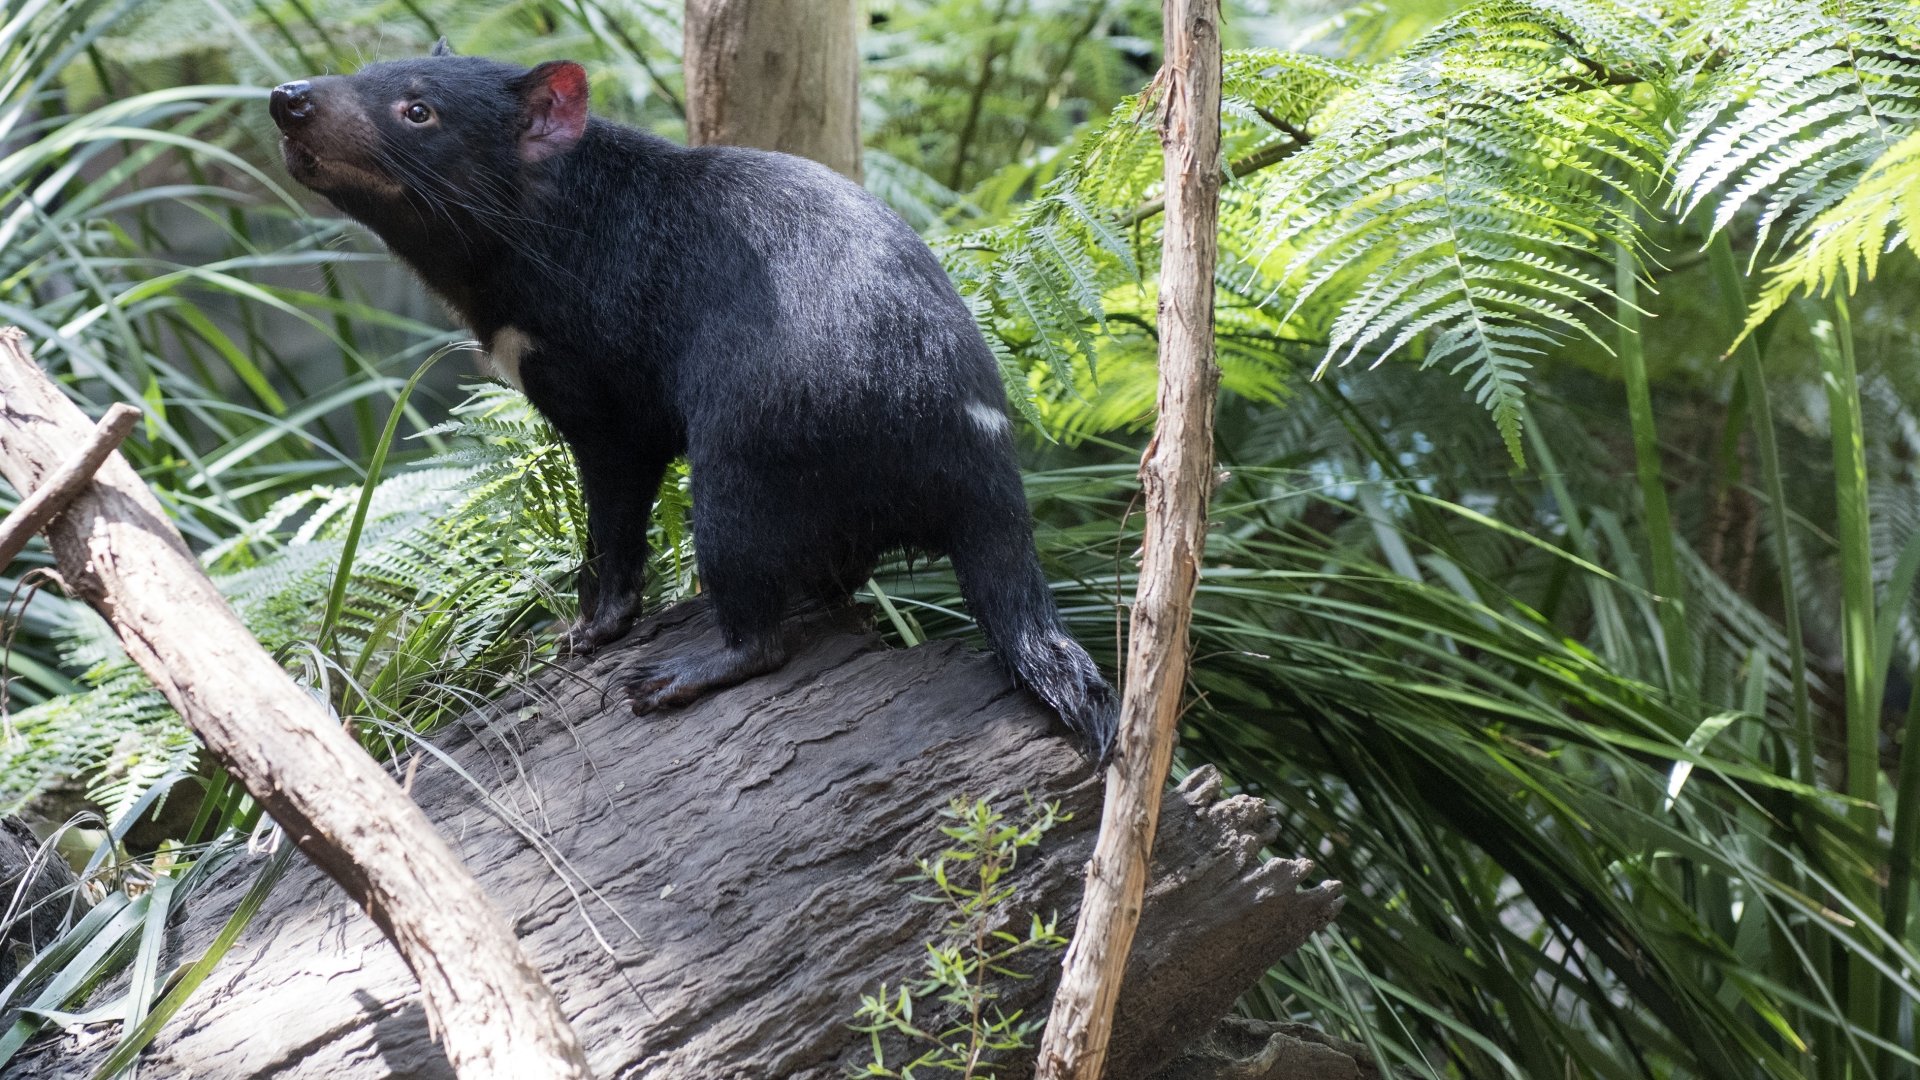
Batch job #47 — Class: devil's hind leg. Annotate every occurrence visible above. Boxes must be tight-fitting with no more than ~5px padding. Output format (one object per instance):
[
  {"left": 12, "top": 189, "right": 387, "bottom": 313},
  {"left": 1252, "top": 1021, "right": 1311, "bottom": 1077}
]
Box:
[{"left": 621, "top": 493, "right": 791, "bottom": 713}]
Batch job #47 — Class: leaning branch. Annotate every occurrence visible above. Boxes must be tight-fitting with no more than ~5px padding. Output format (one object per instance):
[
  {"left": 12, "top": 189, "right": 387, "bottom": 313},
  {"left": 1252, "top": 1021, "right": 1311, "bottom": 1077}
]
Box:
[
  {"left": 0, "top": 328, "right": 594, "bottom": 1080},
  {"left": 1035, "top": 1, "right": 1226, "bottom": 1077},
  {"left": 0, "top": 403, "right": 139, "bottom": 568}
]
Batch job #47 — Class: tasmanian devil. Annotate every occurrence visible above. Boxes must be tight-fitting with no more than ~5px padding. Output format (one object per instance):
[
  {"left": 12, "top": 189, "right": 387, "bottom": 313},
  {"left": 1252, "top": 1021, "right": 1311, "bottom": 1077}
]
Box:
[{"left": 269, "top": 45, "right": 1118, "bottom": 756}]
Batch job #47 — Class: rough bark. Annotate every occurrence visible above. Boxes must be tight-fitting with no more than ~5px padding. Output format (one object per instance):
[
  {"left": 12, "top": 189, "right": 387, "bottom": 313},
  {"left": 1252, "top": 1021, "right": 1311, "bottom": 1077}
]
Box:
[
  {"left": 684, "top": 0, "right": 864, "bottom": 179},
  {"left": 1037, "top": 2, "right": 1224, "bottom": 1077},
  {"left": 0, "top": 403, "right": 137, "bottom": 569},
  {"left": 6, "top": 601, "right": 1346, "bottom": 1079},
  {"left": 0, "top": 328, "right": 591, "bottom": 1079}
]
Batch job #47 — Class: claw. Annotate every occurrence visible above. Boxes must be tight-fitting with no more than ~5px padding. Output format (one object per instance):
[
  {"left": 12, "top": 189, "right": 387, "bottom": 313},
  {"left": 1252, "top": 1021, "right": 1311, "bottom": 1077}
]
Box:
[
  {"left": 624, "top": 662, "right": 712, "bottom": 713},
  {"left": 623, "top": 666, "right": 676, "bottom": 713},
  {"left": 564, "top": 596, "right": 642, "bottom": 656},
  {"left": 619, "top": 640, "right": 787, "bottom": 715}
]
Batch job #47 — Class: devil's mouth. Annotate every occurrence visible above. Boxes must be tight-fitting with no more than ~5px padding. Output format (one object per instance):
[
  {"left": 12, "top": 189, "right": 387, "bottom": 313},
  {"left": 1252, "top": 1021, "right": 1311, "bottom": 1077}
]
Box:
[
  {"left": 280, "top": 137, "right": 320, "bottom": 181},
  {"left": 278, "top": 138, "right": 407, "bottom": 201}
]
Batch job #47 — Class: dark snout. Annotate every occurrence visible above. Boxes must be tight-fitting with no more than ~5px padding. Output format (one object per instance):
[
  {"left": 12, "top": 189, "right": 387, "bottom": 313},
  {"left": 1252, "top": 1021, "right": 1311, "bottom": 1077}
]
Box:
[
  {"left": 269, "top": 80, "right": 314, "bottom": 130},
  {"left": 270, "top": 76, "right": 399, "bottom": 198}
]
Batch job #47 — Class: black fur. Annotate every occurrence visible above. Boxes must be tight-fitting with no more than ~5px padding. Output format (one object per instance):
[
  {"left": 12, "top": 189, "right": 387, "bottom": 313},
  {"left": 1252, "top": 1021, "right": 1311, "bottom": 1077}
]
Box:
[{"left": 270, "top": 53, "right": 1118, "bottom": 757}]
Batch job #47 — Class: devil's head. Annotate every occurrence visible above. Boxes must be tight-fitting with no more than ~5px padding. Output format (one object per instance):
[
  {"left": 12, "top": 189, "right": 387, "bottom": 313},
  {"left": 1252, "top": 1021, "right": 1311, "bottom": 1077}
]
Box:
[{"left": 269, "top": 43, "right": 589, "bottom": 251}]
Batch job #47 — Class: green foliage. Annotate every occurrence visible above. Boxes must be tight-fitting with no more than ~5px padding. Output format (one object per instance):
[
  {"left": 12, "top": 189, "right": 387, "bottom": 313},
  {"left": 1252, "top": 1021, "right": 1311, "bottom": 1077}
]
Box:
[
  {"left": 955, "top": 2, "right": 1680, "bottom": 458},
  {"left": 872, "top": 364, "right": 1920, "bottom": 1077},
  {"left": 1667, "top": 0, "right": 1920, "bottom": 252},
  {"left": 864, "top": 0, "right": 1164, "bottom": 196},
  {"left": 1665, "top": 0, "right": 1920, "bottom": 342},
  {"left": 968, "top": 0, "right": 1920, "bottom": 457},
  {"left": 0, "top": 829, "right": 264, "bottom": 1072},
  {"left": 937, "top": 47, "right": 1356, "bottom": 437},
  {"left": 7, "top": 0, "right": 1920, "bottom": 1076},
  {"left": 850, "top": 796, "right": 1069, "bottom": 1080},
  {"left": 1744, "top": 128, "right": 1920, "bottom": 335},
  {"left": 0, "top": 387, "right": 609, "bottom": 818},
  {"left": 1247, "top": 1, "right": 1667, "bottom": 462}
]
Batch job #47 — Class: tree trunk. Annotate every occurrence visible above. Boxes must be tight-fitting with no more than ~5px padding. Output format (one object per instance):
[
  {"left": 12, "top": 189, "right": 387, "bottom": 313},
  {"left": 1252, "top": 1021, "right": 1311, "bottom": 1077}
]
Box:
[
  {"left": 1037, "top": 2, "right": 1224, "bottom": 1076},
  {"left": 4, "top": 601, "right": 1352, "bottom": 1079},
  {"left": 0, "top": 329, "right": 591, "bottom": 1080},
  {"left": 684, "top": 0, "right": 864, "bottom": 180}
]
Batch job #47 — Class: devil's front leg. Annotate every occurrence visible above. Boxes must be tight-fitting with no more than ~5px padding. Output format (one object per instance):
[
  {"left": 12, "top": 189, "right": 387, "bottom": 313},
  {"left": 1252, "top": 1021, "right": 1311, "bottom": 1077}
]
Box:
[{"left": 563, "top": 436, "right": 671, "bottom": 655}]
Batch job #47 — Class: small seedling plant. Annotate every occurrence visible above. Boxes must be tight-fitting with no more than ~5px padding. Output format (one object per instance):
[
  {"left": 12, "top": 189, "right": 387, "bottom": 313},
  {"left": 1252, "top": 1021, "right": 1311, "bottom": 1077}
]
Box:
[{"left": 850, "top": 795, "right": 1069, "bottom": 1079}]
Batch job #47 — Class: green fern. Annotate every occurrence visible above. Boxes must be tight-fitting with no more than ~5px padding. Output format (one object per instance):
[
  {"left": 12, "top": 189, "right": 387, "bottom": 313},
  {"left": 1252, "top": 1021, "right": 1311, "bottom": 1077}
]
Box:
[
  {"left": 1022, "top": 276, "right": 1298, "bottom": 440},
  {"left": 940, "top": 186, "right": 1140, "bottom": 412},
  {"left": 1740, "top": 127, "right": 1920, "bottom": 336},
  {"left": 1241, "top": 0, "right": 1667, "bottom": 462},
  {"left": 951, "top": 1, "right": 1677, "bottom": 460},
  {"left": 0, "top": 387, "right": 615, "bottom": 818},
  {"left": 939, "top": 46, "right": 1350, "bottom": 433},
  {"left": 1667, "top": 0, "right": 1920, "bottom": 255},
  {"left": 0, "top": 674, "right": 193, "bottom": 828},
  {"left": 1220, "top": 49, "right": 1366, "bottom": 130}
]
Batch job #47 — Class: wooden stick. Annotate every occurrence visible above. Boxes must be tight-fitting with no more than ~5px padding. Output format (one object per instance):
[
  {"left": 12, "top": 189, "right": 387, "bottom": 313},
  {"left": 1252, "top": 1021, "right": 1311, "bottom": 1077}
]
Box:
[
  {"left": 0, "top": 402, "right": 140, "bottom": 568},
  {"left": 0, "top": 328, "right": 594, "bottom": 1080},
  {"left": 1034, "top": 2, "right": 1224, "bottom": 1077}
]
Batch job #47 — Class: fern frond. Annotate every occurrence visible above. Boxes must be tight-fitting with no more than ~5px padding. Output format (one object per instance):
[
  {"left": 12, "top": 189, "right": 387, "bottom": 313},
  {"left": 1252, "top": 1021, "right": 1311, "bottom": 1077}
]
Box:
[
  {"left": 1, "top": 386, "right": 596, "bottom": 811},
  {"left": 1739, "top": 126, "right": 1920, "bottom": 337},
  {"left": 1030, "top": 273, "right": 1298, "bottom": 441},
  {"left": 943, "top": 47, "right": 1358, "bottom": 420},
  {"left": 1244, "top": 0, "right": 1667, "bottom": 461},
  {"left": 1667, "top": 0, "right": 1920, "bottom": 251},
  {"left": 941, "top": 186, "right": 1140, "bottom": 392},
  {"left": 1221, "top": 49, "right": 1368, "bottom": 135}
]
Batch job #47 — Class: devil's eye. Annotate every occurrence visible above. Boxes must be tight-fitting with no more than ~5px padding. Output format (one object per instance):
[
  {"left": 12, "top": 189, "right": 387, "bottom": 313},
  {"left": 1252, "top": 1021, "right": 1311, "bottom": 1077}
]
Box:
[{"left": 404, "top": 103, "right": 432, "bottom": 124}]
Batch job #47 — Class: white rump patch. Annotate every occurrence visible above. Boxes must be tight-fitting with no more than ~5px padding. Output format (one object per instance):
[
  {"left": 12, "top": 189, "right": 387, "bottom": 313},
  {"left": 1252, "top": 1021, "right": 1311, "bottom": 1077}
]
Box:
[
  {"left": 488, "top": 327, "right": 534, "bottom": 391},
  {"left": 966, "top": 400, "right": 1010, "bottom": 436}
]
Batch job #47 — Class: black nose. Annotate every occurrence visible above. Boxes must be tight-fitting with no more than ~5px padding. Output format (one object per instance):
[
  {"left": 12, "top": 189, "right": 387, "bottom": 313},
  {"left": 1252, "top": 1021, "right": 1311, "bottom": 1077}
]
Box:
[{"left": 270, "top": 81, "right": 314, "bottom": 129}]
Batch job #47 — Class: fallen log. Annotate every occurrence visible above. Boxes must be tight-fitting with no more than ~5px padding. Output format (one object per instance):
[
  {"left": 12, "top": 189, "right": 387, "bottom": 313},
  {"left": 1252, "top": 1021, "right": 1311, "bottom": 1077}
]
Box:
[
  {"left": 0, "top": 816, "right": 80, "bottom": 990},
  {"left": 7, "top": 601, "right": 1351, "bottom": 1078}
]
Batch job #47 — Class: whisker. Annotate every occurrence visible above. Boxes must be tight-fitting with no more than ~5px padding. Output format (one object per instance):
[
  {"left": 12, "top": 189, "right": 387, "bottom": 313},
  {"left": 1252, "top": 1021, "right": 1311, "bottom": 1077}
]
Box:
[{"left": 329, "top": 125, "right": 594, "bottom": 292}]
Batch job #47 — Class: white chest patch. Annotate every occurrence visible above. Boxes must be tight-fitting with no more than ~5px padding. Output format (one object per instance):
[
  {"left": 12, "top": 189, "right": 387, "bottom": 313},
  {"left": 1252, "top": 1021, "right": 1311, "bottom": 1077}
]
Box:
[
  {"left": 487, "top": 327, "right": 535, "bottom": 392},
  {"left": 966, "top": 400, "right": 1011, "bottom": 436}
]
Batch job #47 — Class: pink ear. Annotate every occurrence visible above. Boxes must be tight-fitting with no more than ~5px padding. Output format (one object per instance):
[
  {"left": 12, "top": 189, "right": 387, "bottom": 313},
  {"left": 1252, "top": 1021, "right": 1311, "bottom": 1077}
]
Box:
[{"left": 519, "top": 61, "right": 589, "bottom": 162}]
